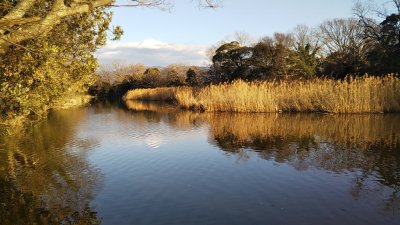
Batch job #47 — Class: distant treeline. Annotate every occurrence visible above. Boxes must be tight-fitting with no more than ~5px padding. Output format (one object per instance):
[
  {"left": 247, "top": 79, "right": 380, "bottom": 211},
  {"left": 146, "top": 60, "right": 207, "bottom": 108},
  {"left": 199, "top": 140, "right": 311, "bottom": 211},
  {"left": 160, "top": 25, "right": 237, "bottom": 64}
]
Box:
[
  {"left": 89, "top": 64, "right": 209, "bottom": 99},
  {"left": 94, "top": 1, "right": 400, "bottom": 98},
  {"left": 210, "top": 1, "right": 400, "bottom": 81}
]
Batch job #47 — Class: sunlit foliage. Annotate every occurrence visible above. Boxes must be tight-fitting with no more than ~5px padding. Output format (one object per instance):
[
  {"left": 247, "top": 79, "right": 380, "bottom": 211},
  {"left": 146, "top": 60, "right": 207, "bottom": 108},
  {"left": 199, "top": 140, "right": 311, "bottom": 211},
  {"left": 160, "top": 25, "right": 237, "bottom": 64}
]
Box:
[{"left": 0, "top": 4, "right": 112, "bottom": 121}]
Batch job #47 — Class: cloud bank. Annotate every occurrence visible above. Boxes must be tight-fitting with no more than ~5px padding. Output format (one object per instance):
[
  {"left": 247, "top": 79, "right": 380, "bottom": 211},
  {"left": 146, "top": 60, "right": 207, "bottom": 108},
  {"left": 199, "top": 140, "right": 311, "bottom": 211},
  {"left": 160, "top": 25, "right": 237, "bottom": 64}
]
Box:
[{"left": 95, "top": 39, "right": 209, "bottom": 67}]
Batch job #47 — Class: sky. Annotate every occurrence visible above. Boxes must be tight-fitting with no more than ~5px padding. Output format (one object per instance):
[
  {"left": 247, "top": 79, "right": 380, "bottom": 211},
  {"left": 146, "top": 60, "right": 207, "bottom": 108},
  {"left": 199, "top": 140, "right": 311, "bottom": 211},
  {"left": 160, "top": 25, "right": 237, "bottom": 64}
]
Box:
[{"left": 95, "top": 0, "right": 377, "bottom": 67}]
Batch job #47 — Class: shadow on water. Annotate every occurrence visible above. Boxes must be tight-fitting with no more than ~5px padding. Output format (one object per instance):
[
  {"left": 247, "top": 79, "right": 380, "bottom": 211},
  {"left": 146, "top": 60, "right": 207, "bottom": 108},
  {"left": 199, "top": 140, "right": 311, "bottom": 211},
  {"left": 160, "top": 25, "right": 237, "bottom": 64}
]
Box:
[
  {"left": 0, "top": 109, "right": 103, "bottom": 225},
  {"left": 124, "top": 100, "right": 400, "bottom": 215}
]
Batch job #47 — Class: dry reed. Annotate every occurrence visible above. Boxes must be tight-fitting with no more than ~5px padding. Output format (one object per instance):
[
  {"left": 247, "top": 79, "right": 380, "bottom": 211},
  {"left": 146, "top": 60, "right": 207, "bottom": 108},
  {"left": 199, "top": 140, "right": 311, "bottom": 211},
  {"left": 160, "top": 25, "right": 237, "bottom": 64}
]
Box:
[{"left": 124, "top": 75, "right": 400, "bottom": 113}]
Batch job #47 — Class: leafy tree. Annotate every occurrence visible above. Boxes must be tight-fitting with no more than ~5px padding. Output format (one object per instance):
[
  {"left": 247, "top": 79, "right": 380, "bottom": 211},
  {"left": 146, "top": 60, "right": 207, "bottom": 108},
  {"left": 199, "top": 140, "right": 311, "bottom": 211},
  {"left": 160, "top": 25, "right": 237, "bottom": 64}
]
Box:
[
  {"left": 143, "top": 68, "right": 161, "bottom": 87},
  {"left": 291, "top": 43, "right": 320, "bottom": 78},
  {"left": 249, "top": 33, "right": 295, "bottom": 80},
  {"left": 186, "top": 68, "right": 198, "bottom": 86},
  {"left": 355, "top": 0, "right": 400, "bottom": 74},
  {"left": 250, "top": 38, "right": 275, "bottom": 79},
  {"left": 0, "top": 0, "right": 220, "bottom": 121},
  {"left": 0, "top": 0, "right": 220, "bottom": 53},
  {"left": 373, "top": 9, "right": 400, "bottom": 73},
  {"left": 291, "top": 25, "right": 321, "bottom": 78},
  {"left": 0, "top": 7, "right": 109, "bottom": 119},
  {"left": 211, "top": 41, "right": 252, "bottom": 82}
]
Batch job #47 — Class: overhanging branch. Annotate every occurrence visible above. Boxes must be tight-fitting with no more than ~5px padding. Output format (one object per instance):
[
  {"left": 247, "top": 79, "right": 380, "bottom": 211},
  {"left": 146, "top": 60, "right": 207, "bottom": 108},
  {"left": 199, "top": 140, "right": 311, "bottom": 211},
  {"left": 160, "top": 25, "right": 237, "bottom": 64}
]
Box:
[{"left": 0, "top": 17, "right": 41, "bottom": 27}]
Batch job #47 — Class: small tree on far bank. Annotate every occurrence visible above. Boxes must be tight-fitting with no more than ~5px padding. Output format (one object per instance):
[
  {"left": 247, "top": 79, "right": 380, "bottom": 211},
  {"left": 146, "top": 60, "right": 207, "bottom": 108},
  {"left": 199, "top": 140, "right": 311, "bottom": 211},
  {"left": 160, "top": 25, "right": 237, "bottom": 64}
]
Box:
[
  {"left": 143, "top": 68, "right": 161, "bottom": 87},
  {"left": 186, "top": 68, "right": 198, "bottom": 86}
]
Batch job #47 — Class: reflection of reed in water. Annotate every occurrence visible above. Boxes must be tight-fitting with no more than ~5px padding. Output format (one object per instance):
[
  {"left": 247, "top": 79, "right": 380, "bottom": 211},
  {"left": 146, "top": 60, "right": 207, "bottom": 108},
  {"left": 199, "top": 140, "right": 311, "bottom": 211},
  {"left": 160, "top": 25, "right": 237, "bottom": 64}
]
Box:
[
  {"left": 207, "top": 113, "right": 400, "bottom": 151},
  {"left": 207, "top": 113, "right": 400, "bottom": 177},
  {"left": 125, "top": 100, "right": 400, "bottom": 151},
  {"left": 124, "top": 100, "right": 400, "bottom": 153},
  {"left": 207, "top": 113, "right": 400, "bottom": 214},
  {"left": 114, "top": 100, "right": 400, "bottom": 215},
  {"left": 125, "top": 100, "right": 400, "bottom": 214},
  {"left": 205, "top": 113, "right": 400, "bottom": 179},
  {"left": 125, "top": 100, "right": 207, "bottom": 130}
]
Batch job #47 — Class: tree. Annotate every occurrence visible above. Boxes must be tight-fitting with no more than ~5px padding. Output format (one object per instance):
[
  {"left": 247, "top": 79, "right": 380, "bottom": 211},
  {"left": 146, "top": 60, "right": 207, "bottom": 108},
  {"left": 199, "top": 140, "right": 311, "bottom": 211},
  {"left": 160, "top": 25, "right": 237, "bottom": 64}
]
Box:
[
  {"left": 354, "top": 0, "right": 400, "bottom": 74},
  {"left": 249, "top": 33, "right": 295, "bottom": 80},
  {"left": 291, "top": 43, "right": 320, "bottom": 78},
  {"left": 318, "top": 18, "right": 368, "bottom": 78},
  {"left": 143, "top": 67, "right": 161, "bottom": 87},
  {"left": 211, "top": 41, "right": 252, "bottom": 82},
  {"left": 319, "top": 18, "right": 365, "bottom": 57},
  {"left": 293, "top": 25, "right": 318, "bottom": 50},
  {"left": 250, "top": 37, "right": 275, "bottom": 79},
  {"left": 0, "top": 0, "right": 220, "bottom": 120},
  {"left": 378, "top": 12, "right": 400, "bottom": 73},
  {"left": 233, "top": 31, "right": 254, "bottom": 46},
  {"left": 291, "top": 25, "right": 320, "bottom": 78},
  {"left": 0, "top": 6, "right": 109, "bottom": 119},
  {"left": 186, "top": 68, "right": 198, "bottom": 86},
  {"left": 160, "top": 64, "right": 190, "bottom": 86},
  {"left": 162, "top": 68, "right": 180, "bottom": 86},
  {"left": 0, "top": 0, "right": 220, "bottom": 53}
]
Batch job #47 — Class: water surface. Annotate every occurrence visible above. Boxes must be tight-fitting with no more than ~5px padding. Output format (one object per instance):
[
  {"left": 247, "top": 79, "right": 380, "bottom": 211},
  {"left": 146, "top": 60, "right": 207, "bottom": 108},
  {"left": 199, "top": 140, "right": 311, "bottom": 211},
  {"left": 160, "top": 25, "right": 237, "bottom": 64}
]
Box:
[{"left": 1, "top": 101, "right": 399, "bottom": 225}]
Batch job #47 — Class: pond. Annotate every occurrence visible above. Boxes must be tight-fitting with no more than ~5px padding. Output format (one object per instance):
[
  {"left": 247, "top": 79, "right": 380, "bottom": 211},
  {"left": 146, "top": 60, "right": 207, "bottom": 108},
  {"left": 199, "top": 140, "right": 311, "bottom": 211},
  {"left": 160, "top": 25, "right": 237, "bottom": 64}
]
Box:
[{"left": 1, "top": 101, "right": 400, "bottom": 225}]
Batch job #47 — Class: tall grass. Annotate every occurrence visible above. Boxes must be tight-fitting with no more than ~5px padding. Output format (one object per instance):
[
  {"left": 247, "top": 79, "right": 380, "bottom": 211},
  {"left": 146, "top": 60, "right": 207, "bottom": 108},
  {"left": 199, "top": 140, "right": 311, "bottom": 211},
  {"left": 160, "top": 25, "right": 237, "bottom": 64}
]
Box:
[
  {"left": 124, "top": 87, "right": 184, "bottom": 102},
  {"left": 124, "top": 75, "right": 400, "bottom": 113}
]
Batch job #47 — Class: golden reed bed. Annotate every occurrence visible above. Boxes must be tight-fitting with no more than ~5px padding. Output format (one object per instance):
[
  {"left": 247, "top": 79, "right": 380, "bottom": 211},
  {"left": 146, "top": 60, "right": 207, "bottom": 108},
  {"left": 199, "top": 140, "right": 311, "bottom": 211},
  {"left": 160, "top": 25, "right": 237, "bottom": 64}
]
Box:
[{"left": 124, "top": 75, "right": 400, "bottom": 113}]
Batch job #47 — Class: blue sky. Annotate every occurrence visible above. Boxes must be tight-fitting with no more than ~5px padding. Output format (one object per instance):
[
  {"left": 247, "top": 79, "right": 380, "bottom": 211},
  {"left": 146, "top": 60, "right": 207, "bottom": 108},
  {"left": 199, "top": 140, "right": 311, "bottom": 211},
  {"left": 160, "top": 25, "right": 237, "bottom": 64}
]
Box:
[{"left": 95, "top": 0, "right": 381, "bottom": 66}]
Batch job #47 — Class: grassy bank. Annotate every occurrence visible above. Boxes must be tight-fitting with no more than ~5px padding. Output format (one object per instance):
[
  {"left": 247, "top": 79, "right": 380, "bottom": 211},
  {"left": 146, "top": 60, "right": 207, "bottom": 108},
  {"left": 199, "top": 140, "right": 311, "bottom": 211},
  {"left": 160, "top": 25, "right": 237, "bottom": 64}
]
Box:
[{"left": 124, "top": 75, "right": 400, "bottom": 113}]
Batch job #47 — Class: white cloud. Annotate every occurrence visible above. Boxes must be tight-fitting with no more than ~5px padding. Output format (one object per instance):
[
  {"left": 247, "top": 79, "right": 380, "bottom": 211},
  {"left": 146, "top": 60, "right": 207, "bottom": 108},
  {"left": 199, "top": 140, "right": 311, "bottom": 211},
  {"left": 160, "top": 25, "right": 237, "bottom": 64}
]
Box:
[{"left": 95, "top": 39, "right": 209, "bottom": 67}]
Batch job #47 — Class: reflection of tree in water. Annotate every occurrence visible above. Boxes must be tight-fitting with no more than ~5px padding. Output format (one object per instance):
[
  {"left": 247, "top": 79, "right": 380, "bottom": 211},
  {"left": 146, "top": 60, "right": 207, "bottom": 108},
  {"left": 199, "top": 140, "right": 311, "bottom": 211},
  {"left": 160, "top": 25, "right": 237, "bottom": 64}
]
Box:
[
  {"left": 0, "top": 109, "right": 102, "bottom": 224},
  {"left": 207, "top": 113, "right": 400, "bottom": 214},
  {"left": 349, "top": 140, "right": 400, "bottom": 215}
]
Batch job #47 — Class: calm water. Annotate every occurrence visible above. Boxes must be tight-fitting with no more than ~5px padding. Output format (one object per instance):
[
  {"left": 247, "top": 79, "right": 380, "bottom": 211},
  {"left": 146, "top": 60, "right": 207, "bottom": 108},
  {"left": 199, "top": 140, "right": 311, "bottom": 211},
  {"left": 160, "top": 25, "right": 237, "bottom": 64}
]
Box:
[{"left": 1, "top": 101, "right": 400, "bottom": 225}]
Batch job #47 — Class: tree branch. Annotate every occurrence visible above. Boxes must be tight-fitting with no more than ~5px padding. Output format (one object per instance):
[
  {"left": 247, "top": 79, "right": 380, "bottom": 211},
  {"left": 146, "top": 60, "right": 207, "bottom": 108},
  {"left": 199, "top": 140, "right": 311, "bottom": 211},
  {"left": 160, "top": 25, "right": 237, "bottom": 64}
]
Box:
[
  {"left": 0, "top": 0, "right": 115, "bottom": 52},
  {"left": 1, "top": 0, "right": 37, "bottom": 20},
  {"left": 0, "top": 0, "right": 221, "bottom": 53},
  {"left": 0, "top": 17, "right": 41, "bottom": 27},
  {"left": 0, "top": 36, "right": 38, "bottom": 54}
]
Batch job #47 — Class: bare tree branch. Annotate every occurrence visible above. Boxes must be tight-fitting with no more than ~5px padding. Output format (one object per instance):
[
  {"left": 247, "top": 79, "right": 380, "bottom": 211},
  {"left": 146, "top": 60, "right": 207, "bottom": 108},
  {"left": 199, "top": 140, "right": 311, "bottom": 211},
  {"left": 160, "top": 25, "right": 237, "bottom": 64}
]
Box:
[{"left": 201, "top": 0, "right": 221, "bottom": 8}]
